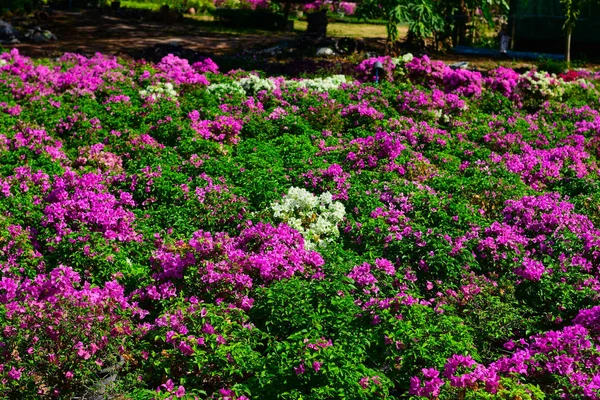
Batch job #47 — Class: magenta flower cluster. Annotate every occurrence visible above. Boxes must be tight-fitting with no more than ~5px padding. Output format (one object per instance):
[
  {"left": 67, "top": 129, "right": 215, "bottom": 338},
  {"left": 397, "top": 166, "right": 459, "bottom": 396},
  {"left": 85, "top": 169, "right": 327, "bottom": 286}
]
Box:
[
  {"left": 189, "top": 110, "right": 244, "bottom": 144},
  {"left": 43, "top": 170, "right": 141, "bottom": 243},
  {"left": 355, "top": 56, "right": 396, "bottom": 83},
  {"left": 146, "top": 222, "right": 324, "bottom": 306}
]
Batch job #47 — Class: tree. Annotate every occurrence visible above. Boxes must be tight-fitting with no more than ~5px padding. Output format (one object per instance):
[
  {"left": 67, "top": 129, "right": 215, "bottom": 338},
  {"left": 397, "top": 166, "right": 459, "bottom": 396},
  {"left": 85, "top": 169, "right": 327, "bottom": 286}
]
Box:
[
  {"left": 356, "top": 0, "right": 508, "bottom": 54},
  {"left": 559, "top": 0, "right": 590, "bottom": 63},
  {"left": 358, "top": 0, "right": 445, "bottom": 52},
  {"left": 445, "top": 0, "right": 509, "bottom": 47},
  {"left": 403, "top": 0, "right": 446, "bottom": 47},
  {"left": 271, "top": 0, "right": 315, "bottom": 32}
]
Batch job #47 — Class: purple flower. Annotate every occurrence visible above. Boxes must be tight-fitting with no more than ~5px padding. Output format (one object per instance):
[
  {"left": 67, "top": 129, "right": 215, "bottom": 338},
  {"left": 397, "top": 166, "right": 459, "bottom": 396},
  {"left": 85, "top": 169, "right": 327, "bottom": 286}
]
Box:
[
  {"left": 294, "top": 363, "right": 306, "bottom": 375},
  {"left": 7, "top": 367, "right": 22, "bottom": 380},
  {"left": 175, "top": 385, "right": 186, "bottom": 398},
  {"left": 359, "top": 376, "right": 369, "bottom": 389},
  {"left": 312, "top": 361, "right": 322, "bottom": 372}
]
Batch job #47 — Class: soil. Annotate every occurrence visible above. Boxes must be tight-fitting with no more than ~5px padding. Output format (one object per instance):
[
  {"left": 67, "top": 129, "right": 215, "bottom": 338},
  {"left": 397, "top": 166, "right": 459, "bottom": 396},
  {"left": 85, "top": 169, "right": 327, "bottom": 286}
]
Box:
[
  {"left": 6, "top": 10, "right": 298, "bottom": 59},
  {"left": 3, "top": 10, "right": 595, "bottom": 71}
]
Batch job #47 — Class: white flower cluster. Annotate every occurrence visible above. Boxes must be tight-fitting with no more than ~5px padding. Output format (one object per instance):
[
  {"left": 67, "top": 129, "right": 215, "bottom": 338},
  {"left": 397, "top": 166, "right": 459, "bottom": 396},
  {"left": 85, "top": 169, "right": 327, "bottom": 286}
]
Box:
[
  {"left": 0, "top": 59, "right": 6, "bottom": 67},
  {"left": 139, "top": 82, "right": 178, "bottom": 101},
  {"left": 288, "top": 75, "right": 347, "bottom": 92},
  {"left": 206, "top": 75, "right": 347, "bottom": 98},
  {"left": 206, "top": 82, "right": 247, "bottom": 98},
  {"left": 433, "top": 109, "right": 452, "bottom": 123},
  {"left": 392, "top": 53, "right": 414, "bottom": 65},
  {"left": 239, "top": 74, "right": 279, "bottom": 95},
  {"left": 392, "top": 53, "right": 414, "bottom": 77},
  {"left": 271, "top": 187, "right": 345, "bottom": 250},
  {"left": 520, "top": 71, "right": 565, "bottom": 99},
  {"left": 565, "top": 78, "right": 595, "bottom": 91}
]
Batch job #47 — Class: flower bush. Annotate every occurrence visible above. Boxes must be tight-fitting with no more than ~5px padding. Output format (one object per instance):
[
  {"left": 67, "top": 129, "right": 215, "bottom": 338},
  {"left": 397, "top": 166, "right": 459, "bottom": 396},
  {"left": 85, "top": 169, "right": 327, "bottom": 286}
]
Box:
[
  {"left": 1, "top": 49, "right": 600, "bottom": 399},
  {"left": 355, "top": 56, "right": 396, "bottom": 83}
]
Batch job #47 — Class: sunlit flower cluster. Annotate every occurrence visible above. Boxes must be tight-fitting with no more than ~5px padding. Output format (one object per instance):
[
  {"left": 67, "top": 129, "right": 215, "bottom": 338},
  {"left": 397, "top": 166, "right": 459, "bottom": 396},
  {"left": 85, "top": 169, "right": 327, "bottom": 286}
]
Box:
[
  {"left": 139, "top": 82, "right": 178, "bottom": 101},
  {"left": 271, "top": 187, "right": 345, "bottom": 250},
  {"left": 208, "top": 74, "right": 347, "bottom": 97}
]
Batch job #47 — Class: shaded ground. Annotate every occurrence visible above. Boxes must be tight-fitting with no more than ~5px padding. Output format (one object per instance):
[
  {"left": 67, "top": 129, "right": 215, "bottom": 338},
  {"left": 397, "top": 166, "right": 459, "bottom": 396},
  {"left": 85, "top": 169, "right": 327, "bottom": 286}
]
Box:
[
  {"left": 4, "top": 10, "right": 597, "bottom": 71},
  {"left": 8, "top": 11, "right": 298, "bottom": 58}
]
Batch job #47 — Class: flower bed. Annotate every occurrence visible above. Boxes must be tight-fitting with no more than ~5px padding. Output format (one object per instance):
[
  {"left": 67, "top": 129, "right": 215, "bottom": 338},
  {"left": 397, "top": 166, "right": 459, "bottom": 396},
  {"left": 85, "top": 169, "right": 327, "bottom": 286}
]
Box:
[{"left": 2, "top": 48, "right": 600, "bottom": 398}]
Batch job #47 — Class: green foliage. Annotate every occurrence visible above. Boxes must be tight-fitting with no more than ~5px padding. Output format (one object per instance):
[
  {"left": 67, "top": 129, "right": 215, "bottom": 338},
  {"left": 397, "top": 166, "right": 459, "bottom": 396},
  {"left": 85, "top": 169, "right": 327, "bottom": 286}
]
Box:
[
  {"left": 138, "top": 298, "right": 263, "bottom": 396},
  {"left": 560, "top": 0, "right": 588, "bottom": 31},
  {"left": 537, "top": 58, "right": 568, "bottom": 75},
  {"left": 356, "top": 0, "right": 508, "bottom": 48}
]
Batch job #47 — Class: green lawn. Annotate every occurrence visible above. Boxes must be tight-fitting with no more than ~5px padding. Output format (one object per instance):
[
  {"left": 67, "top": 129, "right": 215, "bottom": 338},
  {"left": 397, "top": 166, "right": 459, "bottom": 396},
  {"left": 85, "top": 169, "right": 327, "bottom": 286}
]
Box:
[
  {"left": 294, "top": 20, "right": 400, "bottom": 38},
  {"left": 118, "top": 3, "right": 398, "bottom": 39},
  {"left": 120, "top": 0, "right": 162, "bottom": 10}
]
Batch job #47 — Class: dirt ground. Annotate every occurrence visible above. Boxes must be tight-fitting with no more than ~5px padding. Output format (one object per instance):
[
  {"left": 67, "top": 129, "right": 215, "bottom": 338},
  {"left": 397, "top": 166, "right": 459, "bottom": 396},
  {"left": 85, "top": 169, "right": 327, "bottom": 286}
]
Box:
[
  {"left": 6, "top": 11, "right": 300, "bottom": 58},
  {"left": 2, "top": 10, "right": 564, "bottom": 71}
]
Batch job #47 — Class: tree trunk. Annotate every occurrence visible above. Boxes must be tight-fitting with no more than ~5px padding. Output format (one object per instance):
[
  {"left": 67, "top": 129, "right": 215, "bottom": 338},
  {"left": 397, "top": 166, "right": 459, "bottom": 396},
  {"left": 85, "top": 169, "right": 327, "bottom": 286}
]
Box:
[
  {"left": 385, "top": 19, "right": 397, "bottom": 55},
  {"left": 508, "top": 0, "right": 518, "bottom": 50},
  {"left": 566, "top": 25, "right": 572, "bottom": 64},
  {"left": 306, "top": 10, "right": 328, "bottom": 37},
  {"left": 385, "top": 32, "right": 390, "bottom": 55},
  {"left": 282, "top": 0, "right": 292, "bottom": 30}
]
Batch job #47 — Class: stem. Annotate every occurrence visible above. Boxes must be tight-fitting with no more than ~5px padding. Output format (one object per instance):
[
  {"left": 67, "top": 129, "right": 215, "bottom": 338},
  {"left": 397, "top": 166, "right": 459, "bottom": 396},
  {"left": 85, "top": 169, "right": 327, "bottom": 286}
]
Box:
[
  {"left": 386, "top": 20, "right": 397, "bottom": 55},
  {"left": 566, "top": 25, "right": 572, "bottom": 65},
  {"left": 385, "top": 23, "right": 391, "bottom": 55}
]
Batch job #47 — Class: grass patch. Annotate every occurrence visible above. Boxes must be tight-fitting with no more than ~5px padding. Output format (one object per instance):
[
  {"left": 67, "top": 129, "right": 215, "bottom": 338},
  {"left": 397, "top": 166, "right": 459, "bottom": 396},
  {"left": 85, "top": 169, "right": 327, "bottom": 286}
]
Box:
[
  {"left": 120, "top": 0, "right": 162, "bottom": 10},
  {"left": 293, "top": 20, "right": 398, "bottom": 38}
]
